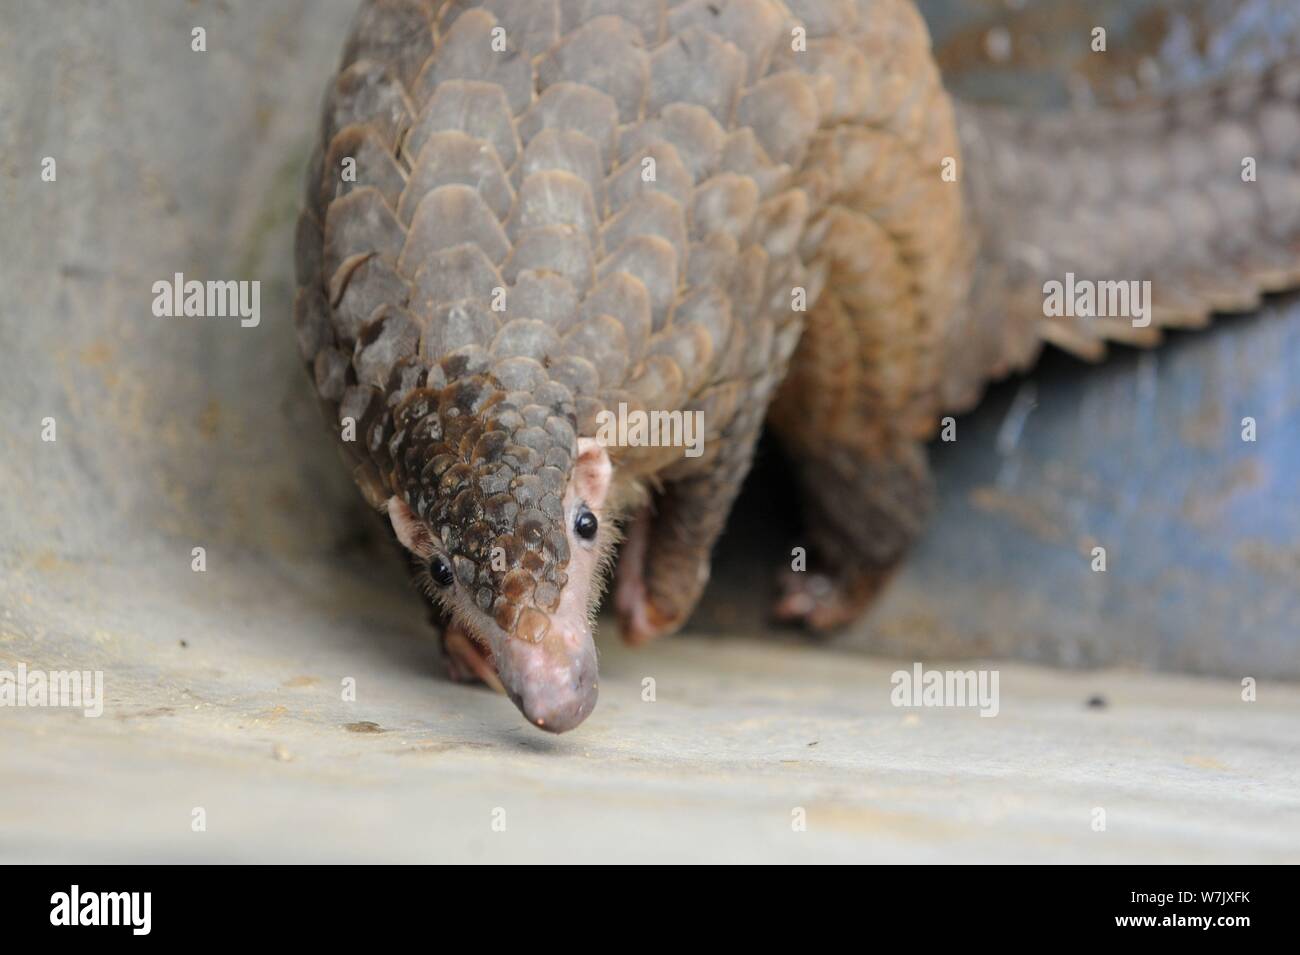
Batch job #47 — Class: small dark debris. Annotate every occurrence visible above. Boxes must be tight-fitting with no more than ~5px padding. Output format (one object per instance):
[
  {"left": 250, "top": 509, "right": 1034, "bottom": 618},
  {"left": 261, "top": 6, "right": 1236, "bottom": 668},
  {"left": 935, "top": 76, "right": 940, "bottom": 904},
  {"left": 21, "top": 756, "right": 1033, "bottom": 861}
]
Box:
[
  {"left": 807, "top": 741, "right": 819, "bottom": 747},
  {"left": 179, "top": 640, "right": 189, "bottom": 648},
  {"left": 343, "top": 721, "right": 385, "bottom": 734},
  {"left": 59, "top": 262, "right": 104, "bottom": 280},
  {"left": 116, "top": 706, "right": 175, "bottom": 721},
  {"left": 1086, "top": 695, "right": 1108, "bottom": 710}
]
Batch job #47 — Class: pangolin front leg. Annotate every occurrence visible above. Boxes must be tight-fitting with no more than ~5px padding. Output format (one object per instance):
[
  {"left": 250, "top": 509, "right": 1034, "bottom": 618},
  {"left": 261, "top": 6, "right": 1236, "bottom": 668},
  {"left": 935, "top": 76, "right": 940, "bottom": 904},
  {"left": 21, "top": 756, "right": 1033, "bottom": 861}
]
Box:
[{"left": 617, "top": 419, "right": 766, "bottom": 645}]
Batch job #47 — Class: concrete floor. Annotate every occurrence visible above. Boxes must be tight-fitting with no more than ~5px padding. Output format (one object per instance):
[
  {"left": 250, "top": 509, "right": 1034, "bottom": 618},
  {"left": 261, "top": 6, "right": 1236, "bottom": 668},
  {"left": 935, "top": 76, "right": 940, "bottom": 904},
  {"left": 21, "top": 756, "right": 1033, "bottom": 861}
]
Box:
[{"left": 4, "top": 550, "right": 1298, "bottom": 863}]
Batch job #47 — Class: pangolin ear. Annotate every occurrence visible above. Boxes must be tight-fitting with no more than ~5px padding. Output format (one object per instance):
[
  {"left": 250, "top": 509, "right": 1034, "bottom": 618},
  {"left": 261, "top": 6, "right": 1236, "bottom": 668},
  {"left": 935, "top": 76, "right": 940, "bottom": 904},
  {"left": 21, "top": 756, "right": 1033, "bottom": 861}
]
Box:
[
  {"left": 387, "top": 496, "right": 434, "bottom": 558},
  {"left": 574, "top": 437, "right": 612, "bottom": 512}
]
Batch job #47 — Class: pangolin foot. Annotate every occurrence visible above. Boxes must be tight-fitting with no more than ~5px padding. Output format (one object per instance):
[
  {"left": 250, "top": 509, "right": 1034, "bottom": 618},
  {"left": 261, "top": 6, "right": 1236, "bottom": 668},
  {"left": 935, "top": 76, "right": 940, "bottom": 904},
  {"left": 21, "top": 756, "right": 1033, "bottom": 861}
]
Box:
[
  {"left": 613, "top": 504, "right": 688, "bottom": 646},
  {"left": 772, "top": 566, "right": 896, "bottom": 632},
  {"left": 442, "top": 622, "right": 505, "bottom": 693},
  {"left": 615, "top": 569, "right": 683, "bottom": 647}
]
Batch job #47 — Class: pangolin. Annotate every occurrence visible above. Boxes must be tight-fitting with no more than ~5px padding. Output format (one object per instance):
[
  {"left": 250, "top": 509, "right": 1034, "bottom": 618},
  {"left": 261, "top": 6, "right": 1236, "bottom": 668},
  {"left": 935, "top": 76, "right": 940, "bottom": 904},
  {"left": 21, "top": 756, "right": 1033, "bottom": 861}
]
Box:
[{"left": 293, "top": 0, "right": 1300, "bottom": 731}]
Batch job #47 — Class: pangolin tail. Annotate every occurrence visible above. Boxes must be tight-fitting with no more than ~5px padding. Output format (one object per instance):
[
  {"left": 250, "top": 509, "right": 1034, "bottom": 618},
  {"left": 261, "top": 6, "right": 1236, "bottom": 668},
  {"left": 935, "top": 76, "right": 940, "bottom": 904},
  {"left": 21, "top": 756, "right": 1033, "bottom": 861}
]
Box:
[{"left": 942, "top": 48, "right": 1300, "bottom": 413}]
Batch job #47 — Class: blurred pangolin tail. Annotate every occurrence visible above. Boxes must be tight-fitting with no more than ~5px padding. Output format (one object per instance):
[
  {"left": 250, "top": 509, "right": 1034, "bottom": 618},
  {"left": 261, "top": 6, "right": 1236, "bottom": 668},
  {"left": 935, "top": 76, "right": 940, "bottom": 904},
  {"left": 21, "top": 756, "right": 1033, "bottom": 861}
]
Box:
[{"left": 941, "top": 53, "right": 1300, "bottom": 413}]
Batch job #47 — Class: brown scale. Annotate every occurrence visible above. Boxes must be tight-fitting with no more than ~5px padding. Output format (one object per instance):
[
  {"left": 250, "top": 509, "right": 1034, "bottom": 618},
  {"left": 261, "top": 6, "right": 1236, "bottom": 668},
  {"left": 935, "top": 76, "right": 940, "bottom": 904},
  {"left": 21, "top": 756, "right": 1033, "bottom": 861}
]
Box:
[{"left": 383, "top": 358, "right": 576, "bottom": 638}]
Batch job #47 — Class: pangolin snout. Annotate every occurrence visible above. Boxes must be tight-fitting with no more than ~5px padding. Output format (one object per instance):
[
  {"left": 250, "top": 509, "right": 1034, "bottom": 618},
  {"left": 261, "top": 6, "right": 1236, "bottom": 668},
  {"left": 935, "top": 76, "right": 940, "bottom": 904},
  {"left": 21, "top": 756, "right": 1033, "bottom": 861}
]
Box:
[{"left": 496, "top": 621, "right": 598, "bottom": 733}]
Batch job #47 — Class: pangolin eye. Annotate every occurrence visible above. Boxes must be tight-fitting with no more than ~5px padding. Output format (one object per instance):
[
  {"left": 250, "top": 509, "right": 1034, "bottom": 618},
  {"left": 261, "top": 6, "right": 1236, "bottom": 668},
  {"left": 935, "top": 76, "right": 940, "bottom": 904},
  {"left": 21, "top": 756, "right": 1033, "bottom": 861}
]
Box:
[
  {"left": 574, "top": 506, "right": 598, "bottom": 541},
  {"left": 429, "top": 556, "right": 455, "bottom": 587}
]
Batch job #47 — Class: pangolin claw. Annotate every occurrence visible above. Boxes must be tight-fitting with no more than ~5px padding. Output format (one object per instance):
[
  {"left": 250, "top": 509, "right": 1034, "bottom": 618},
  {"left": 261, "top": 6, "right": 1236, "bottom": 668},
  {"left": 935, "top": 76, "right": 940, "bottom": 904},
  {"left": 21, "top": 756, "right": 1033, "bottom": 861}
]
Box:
[
  {"left": 443, "top": 623, "right": 505, "bottom": 694},
  {"left": 773, "top": 566, "right": 898, "bottom": 633}
]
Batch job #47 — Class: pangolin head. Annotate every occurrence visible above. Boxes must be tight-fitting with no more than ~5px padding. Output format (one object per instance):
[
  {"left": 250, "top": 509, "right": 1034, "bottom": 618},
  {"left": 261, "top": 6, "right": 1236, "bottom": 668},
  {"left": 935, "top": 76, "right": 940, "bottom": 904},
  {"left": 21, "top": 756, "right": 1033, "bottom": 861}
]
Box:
[{"left": 384, "top": 357, "right": 615, "bottom": 733}]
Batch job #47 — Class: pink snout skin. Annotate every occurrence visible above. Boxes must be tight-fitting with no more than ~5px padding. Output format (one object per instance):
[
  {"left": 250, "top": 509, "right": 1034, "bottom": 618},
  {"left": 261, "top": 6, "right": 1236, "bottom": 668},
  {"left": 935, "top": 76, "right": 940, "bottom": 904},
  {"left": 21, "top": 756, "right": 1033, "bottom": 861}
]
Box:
[{"left": 497, "top": 624, "right": 599, "bottom": 733}]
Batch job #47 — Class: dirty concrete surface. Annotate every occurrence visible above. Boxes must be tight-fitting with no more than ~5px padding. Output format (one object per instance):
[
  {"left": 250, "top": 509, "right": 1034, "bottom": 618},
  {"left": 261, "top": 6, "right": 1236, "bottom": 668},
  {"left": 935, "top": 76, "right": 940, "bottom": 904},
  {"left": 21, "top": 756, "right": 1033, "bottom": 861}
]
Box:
[
  {"left": 6, "top": 562, "right": 1300, "bottom": 863},
  {"left": 1, "top": 0, "right": 1297, "bottom": 862}
]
